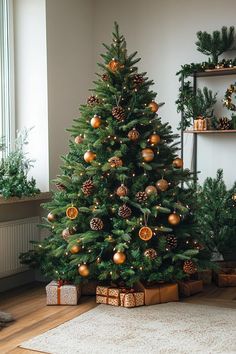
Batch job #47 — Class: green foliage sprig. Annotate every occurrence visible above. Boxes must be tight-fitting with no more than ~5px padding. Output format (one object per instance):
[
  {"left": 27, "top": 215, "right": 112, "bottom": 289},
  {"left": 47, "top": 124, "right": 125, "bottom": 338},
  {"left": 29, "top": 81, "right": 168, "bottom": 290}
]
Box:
[
  {"left": 196, "top": 26, "right": 235, "bottom": 65},
  {"left": 0, "top": 128, "right": 40, "bottom": 198},
  {"left": 195, "top": 170, "right": 236, "bottom": 261}
]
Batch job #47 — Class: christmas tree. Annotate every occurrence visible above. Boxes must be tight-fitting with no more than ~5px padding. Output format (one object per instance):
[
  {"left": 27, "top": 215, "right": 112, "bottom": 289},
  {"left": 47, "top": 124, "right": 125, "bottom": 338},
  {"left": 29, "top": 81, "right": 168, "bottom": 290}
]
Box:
[{"left": 21, "top": 23, "right": 210, "bottom": 287}]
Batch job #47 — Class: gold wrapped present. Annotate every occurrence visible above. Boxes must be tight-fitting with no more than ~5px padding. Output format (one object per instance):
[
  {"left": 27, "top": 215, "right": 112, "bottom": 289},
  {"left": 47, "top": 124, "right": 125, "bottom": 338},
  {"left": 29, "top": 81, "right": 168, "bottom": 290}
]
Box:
[
  {"left": 135, "top": 282, "right": 179, "bottom": 306},
  {"left": 213, "top": 268, "right": 236, "bottom": 287},
  {"left": 120, "top": 290, "right": 144, "bottom": 308},
  {"left": 96, "top": 286, "right": 120, "bottom": 306},
  {"left": 193, "top": 116, "right": 207, "bottom": 131},
  {"left": 178, "top": 280, "right": 203, "bottom": 297},
  {"left": 46, "top": 280, "right": 81, "bottom": 305}
]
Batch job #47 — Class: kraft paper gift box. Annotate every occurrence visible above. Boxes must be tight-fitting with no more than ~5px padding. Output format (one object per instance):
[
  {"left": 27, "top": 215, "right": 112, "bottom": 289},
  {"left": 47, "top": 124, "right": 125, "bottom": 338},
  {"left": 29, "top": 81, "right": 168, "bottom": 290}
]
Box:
[
  {"left": 96, "top": 286, "right": 120, "bottom": 306},
  {"left": 135, "top": 282, "right": 179, "bottom": 306},
  {"left": 178, "top": 280, "right": 203, "bottom": 297},
  {"left": 213, "top": 268, "right": 236, "bottom": 287},
  {"left": 46, "top": 281, "right": 81, "bottom": 305},
  {"left": 120, "top": 290, "right": 144, "bottom": 308}
]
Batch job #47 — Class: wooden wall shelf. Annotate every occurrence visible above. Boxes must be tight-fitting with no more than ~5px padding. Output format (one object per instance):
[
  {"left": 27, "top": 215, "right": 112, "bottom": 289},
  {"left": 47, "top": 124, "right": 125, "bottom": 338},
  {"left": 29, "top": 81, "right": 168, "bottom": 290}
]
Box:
[
  {"left": 193, "top": 67, "right": 236, "bottom": 78},
  {"left": 0, "top": 192, "right": 52, "bottom": 205},
  {"left": 184, "top": 130, "right": 236, "bottom": 134}
]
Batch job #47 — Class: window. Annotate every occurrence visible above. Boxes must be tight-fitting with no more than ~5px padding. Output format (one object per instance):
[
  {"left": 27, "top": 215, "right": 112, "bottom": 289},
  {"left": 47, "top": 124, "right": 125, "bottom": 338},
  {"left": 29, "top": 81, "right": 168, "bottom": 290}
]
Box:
[{"left": 0, "top": 0, "right": 15, "bottom": 157}]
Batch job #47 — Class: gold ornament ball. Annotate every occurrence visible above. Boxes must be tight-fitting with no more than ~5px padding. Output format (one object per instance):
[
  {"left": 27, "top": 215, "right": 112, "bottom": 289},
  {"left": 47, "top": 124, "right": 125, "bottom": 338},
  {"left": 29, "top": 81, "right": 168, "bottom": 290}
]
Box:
[
  {"left": 113, "top": 251, "right": 126, "bottom": 265},
  {"left": 149, "top": 134, "right": 161, "bottom": 145},
  {"left": 70, "top": 244, "right": 81, "bottom": 254},
  {"left": 173, "top": 157, "right": 183, "bottom": 169},
  {"left": 90, "top": 115, "right": 102, "bottom": 128},
  {"left": 168, "top": 213, "right": 181, "bottom": 225},
  {"left": 116, "top": 184, "right": 128, "bottom": 197},
  {"left": 148, "top": 101, "right": 159, "bottom": 113},
  {"left": 142, "top": 148, "right": 154, "bottom": 162},
  {"left": 47, "top": 212, "right": 57, "bottom": 222},
  {"left": 84, "top": 150, "right": 96, "bottom": 163},
  {"left": 128, "top": 128, "right": 140, "bottom": 141},
  {"left": 145, "top": 185, "right": 157, "bottom": 196},
  {"left": 78, "top": 264, "right": 90, "bottom": 277},
  {"left": 74, "top": 135, "right": 83, "bottom": 144},
  {"left": 156, "top": 179, "right": 169, "bottom": 192},
  {"left": 232, "top": 193, "right": 236, "bottom": 202},
  {"left": 139, "top": 226, "right": 153, "bottom": 241}
]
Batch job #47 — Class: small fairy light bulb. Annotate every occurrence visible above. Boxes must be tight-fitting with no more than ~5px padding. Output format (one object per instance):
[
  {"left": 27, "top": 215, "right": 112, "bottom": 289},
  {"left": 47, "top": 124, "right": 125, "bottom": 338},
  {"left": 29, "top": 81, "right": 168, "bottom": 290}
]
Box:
[
  {"left": 128, "top": 107, "right": 131, "bottom": 111},
  {"left": 131, "top": 266, "right": 134, "bottom": 269},
  {"left": 110, "top": 271, "right": 113, "bottom": 275},
  {"left": 139, "top": 266, "right": 143, "bottom": 271},
  {"left": 65, "top": 252, "right": 68, "bottom": 256}
]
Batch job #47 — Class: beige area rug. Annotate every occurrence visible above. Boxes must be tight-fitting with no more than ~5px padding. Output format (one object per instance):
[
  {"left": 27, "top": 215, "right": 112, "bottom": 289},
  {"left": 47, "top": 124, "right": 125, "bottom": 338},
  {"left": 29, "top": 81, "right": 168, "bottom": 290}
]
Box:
[{"left": 21, "top": 303, "right": 236, "bottom": 354}]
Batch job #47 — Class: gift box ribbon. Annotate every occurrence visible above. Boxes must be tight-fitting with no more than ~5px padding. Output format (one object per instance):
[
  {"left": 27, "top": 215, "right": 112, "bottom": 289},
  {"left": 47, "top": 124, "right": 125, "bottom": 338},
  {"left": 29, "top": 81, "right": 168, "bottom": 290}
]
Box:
[
  {"left": 57, "top": 280, "right": 70, "bottom": 305},
  {"left": 120, "top": 288, "right": 137, "bottom": 307}
]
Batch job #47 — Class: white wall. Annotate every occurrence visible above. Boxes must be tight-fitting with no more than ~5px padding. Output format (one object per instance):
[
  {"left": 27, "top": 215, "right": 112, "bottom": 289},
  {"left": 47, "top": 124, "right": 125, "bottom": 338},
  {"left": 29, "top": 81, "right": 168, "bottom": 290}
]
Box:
[
  {"left": 14, "top": 0, "right": 49, "bottom": 191},
  {"left": 93, "top": 0, "right": 236, "bottom": 187},
  {"left": 46, "top": 0, "right": 94, "bottom": 182}
]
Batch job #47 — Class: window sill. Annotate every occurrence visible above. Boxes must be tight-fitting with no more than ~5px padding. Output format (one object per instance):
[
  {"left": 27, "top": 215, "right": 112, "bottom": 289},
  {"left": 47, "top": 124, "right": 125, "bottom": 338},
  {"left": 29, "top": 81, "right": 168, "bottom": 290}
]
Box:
[{"left": 0, "top": 192, "right": 52, "bottom": 205}]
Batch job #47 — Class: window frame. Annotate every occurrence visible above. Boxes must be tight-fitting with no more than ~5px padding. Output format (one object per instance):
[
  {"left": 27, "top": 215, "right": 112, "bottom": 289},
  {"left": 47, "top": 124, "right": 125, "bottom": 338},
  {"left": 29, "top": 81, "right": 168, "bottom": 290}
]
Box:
[{"left": 0, "top": 0, "right": 15, "bottom": 157}]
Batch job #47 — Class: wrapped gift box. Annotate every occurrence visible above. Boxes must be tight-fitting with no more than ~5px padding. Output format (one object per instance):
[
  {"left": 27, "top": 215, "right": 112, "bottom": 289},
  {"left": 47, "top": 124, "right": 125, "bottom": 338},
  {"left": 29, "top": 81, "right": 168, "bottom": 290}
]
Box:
[
  {"left": 135, "top": 282, "right": 179, "bottom": 306},
  {"left": 120, "top": 290, "right": 144, "bottom": 308},
  {"left": 178, "top": 280, "right": 203, "bottom": 297},
  {"left": 81, "top": 281, "right": 98, "bottom": 295},
  {"left": 96, "top": 286, "right": 120, "bottom": 306},
  {"left": 213, "top": 268, "right": 236, "bottom": 287},
  {"left": 46, "top": 281, "right": 81, "bottom": 305},
  {"left": 196, "top": 270, "right": 212, "bottom": 285}
]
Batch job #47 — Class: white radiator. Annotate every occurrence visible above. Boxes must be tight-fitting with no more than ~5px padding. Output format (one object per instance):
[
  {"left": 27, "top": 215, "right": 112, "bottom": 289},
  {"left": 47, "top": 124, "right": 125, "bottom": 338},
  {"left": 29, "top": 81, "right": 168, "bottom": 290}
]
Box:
[{"left": 0, "top": 217, "right": 40, "bottom": 278}]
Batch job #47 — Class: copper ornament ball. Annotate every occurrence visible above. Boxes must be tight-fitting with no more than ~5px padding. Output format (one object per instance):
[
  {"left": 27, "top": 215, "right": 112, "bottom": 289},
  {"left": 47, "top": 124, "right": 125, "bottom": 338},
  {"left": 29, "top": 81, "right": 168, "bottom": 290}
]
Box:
[
  {"left": 156, "top": 179, "right": 169, "bottom": 192},
  {"left": 74, "top": 135, "right": 83, "bottom": 144},
  {"left": 113, "top": 251, "right": 126, "bottom": 264},
  {"left": 90, "top": 115, "right": 102, "bottom": 128},
  {"left": 173, "top": 157, "right": 183, "bottom": 169},
  {"left": 142, "top": 148, "right": 154, "bottom": 162},
  {"left": 128, "top": 128, "right": 140, "bottom": 141},
  {"left": 78, "top": 264, "right": 90, "bottom": 277},
  {"left": 84, "top": 150, "right": 96, "bottom": 163},
  {"left": 116, "top": 184, "right": 128, "bottom": 197},
  {"left": 47, "top": 212, "right": 57, "bottom": 222},
  {"left": 149, "top": 134, "right": 161, "bottom": 145},
  {"left": 148, "top": 101, "right": 159, "bottom": 113},
  {"left": 145, "top": 185, "right": 157, "bottom": 196},
  {"left": 168, "top": 213, "right": 181, "bottom": 225},
  {"left": 70, "top": 244, "right": 81, "bottom": 254}
]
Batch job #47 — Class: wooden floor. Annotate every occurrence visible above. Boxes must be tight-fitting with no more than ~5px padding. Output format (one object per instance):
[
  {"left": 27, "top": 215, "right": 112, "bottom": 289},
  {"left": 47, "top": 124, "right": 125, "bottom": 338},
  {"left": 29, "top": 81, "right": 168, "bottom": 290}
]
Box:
[{"left": 0, "top": 282, "right": 235, "bottom": 354}]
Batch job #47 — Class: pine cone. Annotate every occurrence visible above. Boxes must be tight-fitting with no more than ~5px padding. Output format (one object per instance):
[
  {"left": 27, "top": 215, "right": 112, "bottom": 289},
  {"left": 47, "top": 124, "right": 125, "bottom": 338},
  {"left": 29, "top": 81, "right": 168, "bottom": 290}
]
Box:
[
  {"left": 108, "top": 156, "right": 123, "bottom": 168},
  {"left": 118, "top": 204, "right": 132, "bottom": 218},
  {"left": 102, "top": 73, "right": 109, "bottom": 82},
  {"left": 144, "top": 248, "right": 157, "bottom": 260},
  {"left": 81, "top": 179, "right": 94, "bottom": 196},
  {"left": 90, "top": 217, "right": 104, "bottom": 230},
  {"left": 87, "top": 95, "right": 100, "bottom": 106},
  {"left": 136, "top": 191, "right": 148, "bottom": 203},
  {"left": 166, "top": 234, "right": 177, "bottom": 250},
  {"left": 183, "top": 260, "right": 197, "bottom": 274},
  {"left": 56, "top": 183, "right": 66, "bottom": 191},
  {"left": 133, "top": 74, "right": 144, "bottom": 87},
  {"left": 218, "top": 117, "right": 231, "bottom": 130},
  {"left": 112, "top": 106, "right": 125, "bottom": 122},
  {"left": 128, "top": 128, "right": 140, "bottom": 141}
]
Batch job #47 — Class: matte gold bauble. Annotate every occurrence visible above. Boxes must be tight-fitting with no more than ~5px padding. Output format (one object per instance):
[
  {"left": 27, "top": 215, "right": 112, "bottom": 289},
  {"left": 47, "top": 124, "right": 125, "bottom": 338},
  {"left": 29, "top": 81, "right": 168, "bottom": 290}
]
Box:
[
  {"left": 116, "top": 184, "right": 128, "bottom": 197},
  {"left": 168, "top": 213, "right": 181, "bottom": 225},
  {"left": 128, "top": 128, "right": 140, "bottom": 141},
  {"left": 47, "top": 212, "right": 57, "bottom": 222},
  {"left": 66, "top": 206, "right": 79, "bottom": 220},
  {"left": 70, "top": 244, "right": 81, "bottom": 254},
  {"left": 74, "top": 135, "right": 83, "bottom": 144},
  {"left": 113, "top": 251, "right": 126, "bottom": 264},
  {"left": 156, "top": 179, "right": 169, "bottom": 192},
  {"left": 148, "top": 101, "right": 159, "bottom": 113},
  {"left": 78, "top": 264, "right": 90, "bottom": 277},
  {"left": 173, "top": 157, "right": 183, "bottom": 169},
  {"left": 149, "top": 134, "right": 161, "bottom": 145},
  {"left": 84, "top": 150, "right": 96, "bottom": 163},
  {"left": 90, "top": 115, "right": 102, "bottom": 128},
  {"left": 145, "top": 185, "right": 157, "bottom": 196},
  {"left": 139, "top": 226, "right": 153, "bottom": 241},
  {"left": 142, "top": 148, "right": 154, "bottom": 162}
]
